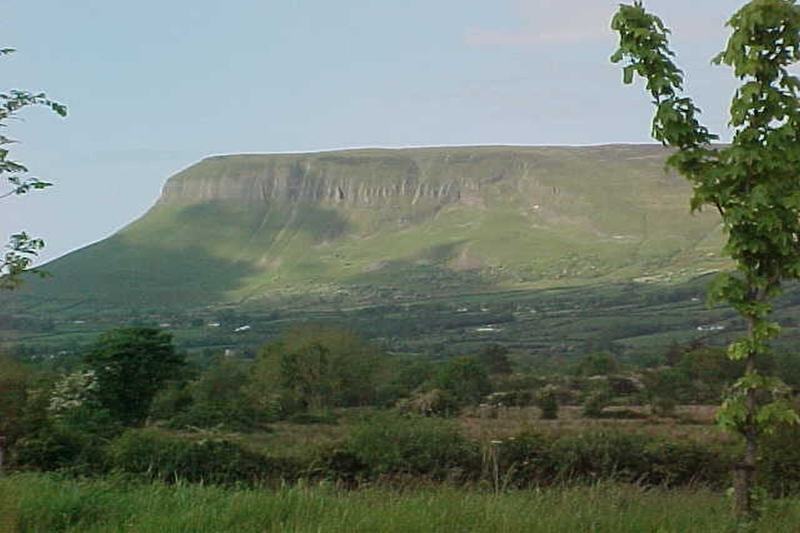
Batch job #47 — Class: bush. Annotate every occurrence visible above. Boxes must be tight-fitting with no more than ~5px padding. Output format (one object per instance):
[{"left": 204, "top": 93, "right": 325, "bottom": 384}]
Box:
[
  {"left": 435, "top": 357, "right": 492, "bottom": 406},
  {"left": 286, "top": 411, "right": 338, "bottom": 425},
  {"left": 341, "top": 413, "right": 480, "bottom": 480},
  {"left": 491, "top": 432, "right": 556, "bottom": 487},
  {"left": 0, "top": 353, "right": 30, "bottom": 443},
  {"left": 158, "top": 356, "right": 269, "bottom": 432},
  {"left": 108, "top": 429, "right": 297, "bottom": 485},
  {"left": 551, "top": 432, "right": 730, "bottom": 487},
  {"left": 535, "top": 386, "right": 559, "bottom": 420},
  {"left": 14, "top": 405, "right": 119, "bottom": 475},
  {"left": 760, "top": 424, "right": 800, "bottom": 496},
  {"left": 483, "top": 431, "right": 731, "bottom": 490},
  {"left": 167, "top": 401, "right": 267, "bottom": 432},
  {"left": 582, "top": 382, "right": 612, "bottom": 418},
  {"left": 395, "top": 389, "right": 459, "bottom": 417}
]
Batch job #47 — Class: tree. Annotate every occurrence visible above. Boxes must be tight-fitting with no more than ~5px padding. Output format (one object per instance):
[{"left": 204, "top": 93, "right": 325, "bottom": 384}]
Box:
[
  {"left": 0, "top": 48, "right": 66, "bottom": 289},
  {"left": 249, "top": 325, "right": 383, "bottom": 415},
  {"left": 0, "top": 353, "right": 29, "bottom": 442},
  {"left": 477, "top": 344, "right": 514, "bottom": 375},
  {"left": 84, "top": 327, "right": 185, "bottom": 426},
  {"left": 535, "top": 385, "right": 559, "bottom": 420},
  {"left": 163, "top": 356, "right": 264, "bottom": 431},
  {"left": 641, "top": 368, "right": 688, "bottom": 416},
  {"left": 574, "top": 352, "right": 619, "bottom": 377},
  {"left": 612, "top": 0, "right": 800, "bottom": 518},
  {"left": 435, "top": 356, "right": 492, "bottom": 406}
]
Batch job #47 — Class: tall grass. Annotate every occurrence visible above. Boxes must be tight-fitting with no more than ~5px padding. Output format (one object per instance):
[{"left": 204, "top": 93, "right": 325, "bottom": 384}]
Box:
[{"left": 3, "top": 474, "right": 800, "bottom": 532}]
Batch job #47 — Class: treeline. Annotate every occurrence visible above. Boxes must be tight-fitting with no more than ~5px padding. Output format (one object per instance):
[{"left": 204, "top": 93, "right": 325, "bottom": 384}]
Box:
[{"left": 3, "top": 324, "right": 800, "bottom": 495}]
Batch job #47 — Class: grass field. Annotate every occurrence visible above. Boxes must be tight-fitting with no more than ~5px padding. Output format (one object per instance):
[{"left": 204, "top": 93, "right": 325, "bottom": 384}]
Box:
[{"left": 3, "top": 474, "right": 800, "bottom": 532}]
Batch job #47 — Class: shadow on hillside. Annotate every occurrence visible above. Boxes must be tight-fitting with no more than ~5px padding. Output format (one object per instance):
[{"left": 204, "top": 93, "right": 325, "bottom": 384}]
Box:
[{"left": 3, "top": 236, "right": 259, "bottom": 312}]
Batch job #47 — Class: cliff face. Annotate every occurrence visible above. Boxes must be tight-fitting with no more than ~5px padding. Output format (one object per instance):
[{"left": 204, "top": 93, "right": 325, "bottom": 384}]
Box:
[
  {"left": 160, "top": 152, "right": 471, "bottom": 207},
  {"left": 10, "top": 145, "right": 729, "bottom": 310},
  {"left": 157, "top": 145, "right": 673, "bottom": 209}
]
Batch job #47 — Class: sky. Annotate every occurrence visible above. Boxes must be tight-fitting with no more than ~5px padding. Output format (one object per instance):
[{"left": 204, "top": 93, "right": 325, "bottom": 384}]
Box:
[{"left": 2, "top": 0, "right": 743, "bottom": 263}]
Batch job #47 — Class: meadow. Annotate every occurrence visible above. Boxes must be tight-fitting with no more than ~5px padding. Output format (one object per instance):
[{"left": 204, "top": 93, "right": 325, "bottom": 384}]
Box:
[{"left": 4, "top": 474, "right": 800, "bottom": 532}]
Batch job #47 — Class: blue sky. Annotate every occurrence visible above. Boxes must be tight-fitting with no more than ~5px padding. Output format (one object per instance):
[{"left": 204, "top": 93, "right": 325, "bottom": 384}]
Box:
[{"left": 2, "top": 1, "right": 741, "bottom": 262}]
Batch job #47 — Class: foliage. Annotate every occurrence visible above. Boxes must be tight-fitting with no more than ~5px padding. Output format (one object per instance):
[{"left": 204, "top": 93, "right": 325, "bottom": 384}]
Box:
[
  {"left": 477, "top": 344, "right": 513, "bottom": 375},
  {"left": 434, "top": 356, "right": 492, "bottom": 406},
  {"left": 167, "top": 356, "right": 267, "bottom": 431},
  {"left": 677, "top": 345, "right": 742, "bottom": 402},
  {"left": 249, "top": 326, "right": 383, "bottom": 415},
  {"left": 14, "top": 403, "right": 119, "bottom": 474},
  {"left": 108, "top": 428, "right": 296, "bottom": 485},
  {"left": 612, "top": 0, "right": 800, "bottom": 517},
  {"left": 582, "top": 381, "right": 613, "bottom": 418},
  {"left": 641, "top": 368, "right": 687, "bottom": 416},
  {"left": 395, "top": 388, "right": 460, "bottom": 417},
  {"left": 84, "top": 328, "right": 185, "bottom": 427},
  {"left": 535, "top": 385, "right": 559, "bottom": 420},
  {"left": 493, "top": 430, "right": 730, "bottom": 490},
  {"left": 0, "top": 48, "right": 67, "bottom": 288},
  {"left": 0, "top": 353, "right": 29, "bottom": 441},
  {"left": 760, "top": 419, "right": 800, "bottom": 496},
  {"left": 341, "top": 413, "right": 480, "bottom": 480},
  {"left": 47, "top": 370, "right": 100, "bottom": 418},
  {"left": 574, "top": 352, "right": 619, "bottom": 376}
]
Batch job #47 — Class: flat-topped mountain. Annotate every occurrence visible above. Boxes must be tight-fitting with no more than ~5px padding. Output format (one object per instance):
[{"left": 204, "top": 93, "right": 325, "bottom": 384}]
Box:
[{"left": 8, "top": 145, "right": 728, "bottom": 312}]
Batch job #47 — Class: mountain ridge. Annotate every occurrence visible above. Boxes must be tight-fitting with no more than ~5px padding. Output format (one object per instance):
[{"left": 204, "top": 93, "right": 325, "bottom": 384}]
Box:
[{"left": 6, "top": 144, "right": 728, "bottom": 313}]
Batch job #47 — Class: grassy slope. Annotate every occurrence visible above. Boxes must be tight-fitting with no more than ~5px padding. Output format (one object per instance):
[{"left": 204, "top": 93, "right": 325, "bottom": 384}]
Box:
[
  {"left": 5, "top": 145, "right": 728, "bottom": 315},
  {"left": 3, "top": 474, "right": 799, "bottom": 532}
]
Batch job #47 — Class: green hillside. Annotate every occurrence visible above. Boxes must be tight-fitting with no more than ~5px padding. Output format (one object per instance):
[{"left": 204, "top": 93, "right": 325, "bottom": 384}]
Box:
[{"left": 6, "top": 145, "right": 728, "bottom": 314}]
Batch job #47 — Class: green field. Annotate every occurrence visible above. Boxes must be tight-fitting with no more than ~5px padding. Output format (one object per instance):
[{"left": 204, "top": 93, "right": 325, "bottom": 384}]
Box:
[{"left": 2, "top": 474, "right": 799, "bottom": 532}]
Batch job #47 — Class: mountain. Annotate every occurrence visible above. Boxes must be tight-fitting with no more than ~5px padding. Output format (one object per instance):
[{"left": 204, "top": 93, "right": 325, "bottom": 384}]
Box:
[{"left": 7, "top": 145, "right": 728, "bottom": 314}]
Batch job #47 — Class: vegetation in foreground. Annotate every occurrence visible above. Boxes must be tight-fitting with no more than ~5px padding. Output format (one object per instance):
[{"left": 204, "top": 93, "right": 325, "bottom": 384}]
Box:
[
  {"left": 4, "top": 474, "right": 800, "bottom": 533},
  {"left": 612, "top": 0, "right": 800, "bottom": 519}
]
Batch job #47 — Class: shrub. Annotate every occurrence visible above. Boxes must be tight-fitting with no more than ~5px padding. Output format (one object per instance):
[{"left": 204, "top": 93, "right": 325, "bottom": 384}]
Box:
[
  {"left": 286, "top": 411, "right": 338, "bottom": 425},
  {"left": 550, "top": 432, "right": 652, "bottom": 483},
  {"left": 582, "top": 387, "right": 612, "bottom": 418},
  {"left": 435, "top": 357, "right": 492, "bottom": 406},
  {"left": 486, "top": 431, "right": 731, "bottom": 490},
  {"left": 249, "top": 326, "right": 385, "bottom": 415},
  {"left": 641, "top": 368, "right": 687, "bottom": 416},
  {"left": 760, "top": 423, "right": 800, "bottom": 496},
  {"left": 341, "top": 413, "right": 480, "bottom": 480},
  {"left": 395, "top": 389, "right": 460, "bottom": 417},
  {"left": 108, "top": 429, "right": 297, "bottom": 485},
  {"left": 535, "top": 386, "right": 559, "bottom": 420},
  {"left": 14, "top": 405, "right": 119, "bottom": 474},
  {"left": 642, "top": 439, "right": 730, "bottom": 488},
  {"left": 0, "top": 354, "right": 30, "bottom": 443},
  {"left": 490, "top": 432, "right": 556, "bottom": 488},
  {"left": 550, "top": 432, "right": 730, "bottom": 488}
]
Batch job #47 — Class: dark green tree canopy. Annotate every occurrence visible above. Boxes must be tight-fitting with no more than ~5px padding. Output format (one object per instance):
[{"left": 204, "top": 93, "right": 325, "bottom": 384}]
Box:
[
  {"left": 250, "top": 325, "right": 384, "bottom": 414},
  {"left": 85, "top": 327, "right": 185, "bottom": 427},
  {"left": 435, "top": 356, "right": 492, "bottom": 406}
]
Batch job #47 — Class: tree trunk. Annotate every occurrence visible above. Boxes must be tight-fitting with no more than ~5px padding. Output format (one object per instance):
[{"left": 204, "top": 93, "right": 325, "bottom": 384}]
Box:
[
  {"left": 733, "top": 429, "right": 757, "bottom": 519},
  {"left": 733, "top": 322, "right": 759, "bottom": 520}
]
